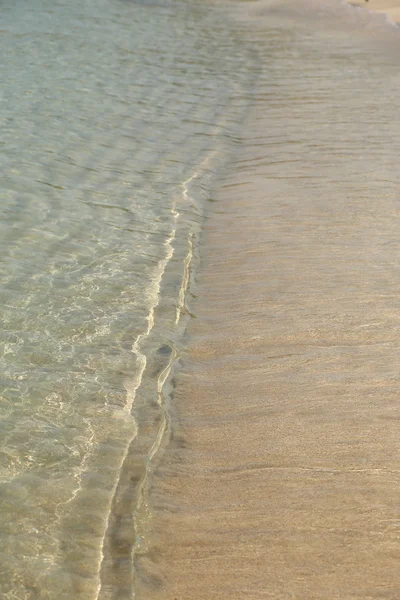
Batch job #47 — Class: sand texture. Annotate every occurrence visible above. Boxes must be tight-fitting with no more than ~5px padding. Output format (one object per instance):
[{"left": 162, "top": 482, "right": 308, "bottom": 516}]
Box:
[
  {"left": 350, "top": 0, "right": 400, "bottom": 21},
  {"left": 135, "top": 8, "right": 400, "bottom": 600}
]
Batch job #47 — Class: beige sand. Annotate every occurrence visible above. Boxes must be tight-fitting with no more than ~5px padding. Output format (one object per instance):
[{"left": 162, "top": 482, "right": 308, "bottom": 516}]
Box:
[
  {"left": 135, "top": 10, "right": 400, "bottom": 600},
  {"left": 350, "top": 0, "right": 400, "bottom": 21}
]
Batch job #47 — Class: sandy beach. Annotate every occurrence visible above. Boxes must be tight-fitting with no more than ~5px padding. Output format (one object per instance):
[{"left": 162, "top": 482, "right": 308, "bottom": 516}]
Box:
[
  {"left": 6, "top": 0, "right": 400, "bottom": 597},
  {"left": 349, "top": 0, "right": 400, "bottom": 22},
  {"left": 134, "top": 4, "right": 400, "bottom": 598}
]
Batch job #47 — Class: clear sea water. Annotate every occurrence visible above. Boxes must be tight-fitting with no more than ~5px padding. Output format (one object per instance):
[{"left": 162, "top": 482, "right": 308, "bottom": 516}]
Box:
[
  {"left": 0, "top": 0, "right": 257, "bottom": 597},
  {"left": 3, "top": 0, "right": 400, "bottom": 598}
]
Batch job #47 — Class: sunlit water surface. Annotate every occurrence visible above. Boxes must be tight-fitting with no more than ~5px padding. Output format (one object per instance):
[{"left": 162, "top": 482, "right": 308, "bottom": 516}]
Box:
[
  {"left": 0, "top": 0, "right": 257, "bottom": 597},
  {"left": 3, "top": 0, "right": 400, "bottom": 598}
]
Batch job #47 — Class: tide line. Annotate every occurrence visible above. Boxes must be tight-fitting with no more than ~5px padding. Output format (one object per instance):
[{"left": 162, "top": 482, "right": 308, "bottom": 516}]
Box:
[
  {"left": 175, "top": 232, "right": 194, "bottom": 325},
  {"left": 95, "top": 149, "right": 220, "bottom": 599},
  {"left": 93, "top": 202, "right": 179, "bottom": 600},
  {"left": 132, "top": 344, "right": 177, "bottom": 558}
]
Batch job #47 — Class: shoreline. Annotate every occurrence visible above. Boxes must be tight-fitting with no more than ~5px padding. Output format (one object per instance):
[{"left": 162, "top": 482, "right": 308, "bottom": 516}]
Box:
[
  {"left": 348, "top": 0, "right": 400, "bottom": 22},
  {"left": 134, "top": 3, "right": 400, "bottom": 599}
]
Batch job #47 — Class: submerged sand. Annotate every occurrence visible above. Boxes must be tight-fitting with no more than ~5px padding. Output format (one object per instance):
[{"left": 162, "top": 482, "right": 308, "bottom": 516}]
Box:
[{"left": 135, "top": 4, "right": 400, "bottom": 599}]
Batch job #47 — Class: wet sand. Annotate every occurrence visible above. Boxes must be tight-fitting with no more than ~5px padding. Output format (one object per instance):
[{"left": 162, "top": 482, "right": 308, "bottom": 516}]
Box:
[
  {"left": 349, "top": 0, "right": 400, "bottom": 22},
  {"left": 134, "top": 6, "right": 400, "bottom": 599}
]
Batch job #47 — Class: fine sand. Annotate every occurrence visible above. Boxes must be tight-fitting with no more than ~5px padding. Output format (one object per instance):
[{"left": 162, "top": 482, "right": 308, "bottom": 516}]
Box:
[
  {"left": 134, "top": 6, "right": 400, "bottom": 599},
  {"left": 349, "top": 0, "right": 400, "bottom": 21}
]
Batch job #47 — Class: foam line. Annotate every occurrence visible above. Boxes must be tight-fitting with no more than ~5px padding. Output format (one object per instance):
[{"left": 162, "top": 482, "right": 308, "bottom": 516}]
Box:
[
  {"left": 175, "top": 232, "right": 194, "bottom": 325},
  {"left": 95, "top": 138, "right": 227, "bottom": 598},
  {"left": 93, "top": 203, "right": 179, "bottom": 600},
  {"left": 132, "top": 346, "right": 177, "bottom": 563}
]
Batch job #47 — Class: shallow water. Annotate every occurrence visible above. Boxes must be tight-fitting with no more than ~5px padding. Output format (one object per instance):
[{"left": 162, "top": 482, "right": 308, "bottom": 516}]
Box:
[
  {"left": 0, "top": 1, "right": 257, "bottom": 597},
  {"left": 3, "top": 0, "right": 400, "bottom": 597}
]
